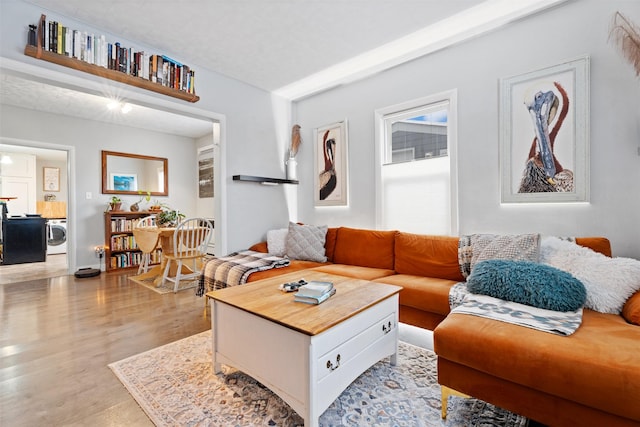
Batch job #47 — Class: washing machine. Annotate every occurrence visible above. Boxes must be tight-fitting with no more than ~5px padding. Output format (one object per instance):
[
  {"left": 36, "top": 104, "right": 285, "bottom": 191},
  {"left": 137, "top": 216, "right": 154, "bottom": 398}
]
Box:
[{"left": 47, "top": 219, "right": 67, "bottom": 254}]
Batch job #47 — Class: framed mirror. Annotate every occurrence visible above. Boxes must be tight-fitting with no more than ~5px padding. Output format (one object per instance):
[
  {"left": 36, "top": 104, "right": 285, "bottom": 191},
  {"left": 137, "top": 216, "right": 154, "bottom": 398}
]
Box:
[{"left": 102, "top": 150, "right": 168, "bottom": 196}]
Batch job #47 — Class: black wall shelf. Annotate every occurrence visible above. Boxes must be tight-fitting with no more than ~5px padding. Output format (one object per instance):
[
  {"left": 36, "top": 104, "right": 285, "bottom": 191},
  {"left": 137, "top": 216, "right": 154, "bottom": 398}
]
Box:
[{"left": 233, "top": 175, "right": 298, "bottom": 185}]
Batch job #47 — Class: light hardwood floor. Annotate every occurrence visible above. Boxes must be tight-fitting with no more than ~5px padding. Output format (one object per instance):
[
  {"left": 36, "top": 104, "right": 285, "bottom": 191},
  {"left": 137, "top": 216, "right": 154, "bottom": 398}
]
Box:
[
  {"left": 0, "top": 268, "right": 210, "bottom": 426},
  {"left": 0, "top": 253, "right": 68, "bottom": 285}
]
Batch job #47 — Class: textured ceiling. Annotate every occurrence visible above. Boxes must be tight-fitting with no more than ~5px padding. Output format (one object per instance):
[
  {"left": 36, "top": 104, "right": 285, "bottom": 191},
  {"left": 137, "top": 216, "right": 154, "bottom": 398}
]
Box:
[
  {"left": 22, "top": 0, "right": 485, "bottom": 92},
  {"left": 1, "top": 0, "right": 560, "bottom": 140},
  {"left": 0, "top": 73, "right": 214, "bottom": 138}
]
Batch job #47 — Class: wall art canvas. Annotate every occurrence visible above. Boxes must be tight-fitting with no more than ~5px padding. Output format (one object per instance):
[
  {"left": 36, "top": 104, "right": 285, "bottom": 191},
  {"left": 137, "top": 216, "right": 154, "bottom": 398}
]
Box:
[
  {"left": 500, "top": 56, "right": 589, "bottom": 203},
  {"left": 198, "top": 145, "right": 214, "bottom": 198},
  {"left": 314, "top": 121, "right": 348, "bottom": 206},
  {"left": 43, "top": 166, "right": 59, "bottom": 192}
]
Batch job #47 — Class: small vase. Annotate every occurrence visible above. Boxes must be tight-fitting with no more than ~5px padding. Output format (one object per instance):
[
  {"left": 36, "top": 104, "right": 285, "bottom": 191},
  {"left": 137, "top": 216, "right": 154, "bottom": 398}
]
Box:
[
  {"left": 286, "top": 156, "right": 298, "bottom": 181},
  {"left": 130, "top": 202, "right": 140, "bottom": 212}
]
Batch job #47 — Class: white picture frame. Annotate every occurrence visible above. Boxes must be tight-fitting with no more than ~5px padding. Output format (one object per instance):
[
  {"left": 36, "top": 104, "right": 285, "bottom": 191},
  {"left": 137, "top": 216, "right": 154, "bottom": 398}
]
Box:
[
  {"left": 500, "top": 56, "right": 589, "bottom": 203},
  {"left": 314, "top": 120, "right": 349, "bottom": 207}
]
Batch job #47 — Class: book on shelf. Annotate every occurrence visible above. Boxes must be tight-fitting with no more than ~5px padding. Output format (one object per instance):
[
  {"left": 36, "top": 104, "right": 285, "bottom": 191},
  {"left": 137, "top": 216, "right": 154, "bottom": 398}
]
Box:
[
  {"left": 29, "top": 14, "right": 197, "bottom": 95},
  {"left": 294, "top": 287, "right": 336, "bottom": 305},
  {"left": 296, "top": 281, "right": 334, "bottom": 297}
]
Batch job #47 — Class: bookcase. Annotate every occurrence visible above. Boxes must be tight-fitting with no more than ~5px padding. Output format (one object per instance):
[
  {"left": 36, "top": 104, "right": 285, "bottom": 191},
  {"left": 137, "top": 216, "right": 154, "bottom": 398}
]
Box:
[
  {"left": 24, "top": 14, "right": 199, "bottom": 103},
  {"left": 104, "top": 211, "right": 161, "bottom": 272}
]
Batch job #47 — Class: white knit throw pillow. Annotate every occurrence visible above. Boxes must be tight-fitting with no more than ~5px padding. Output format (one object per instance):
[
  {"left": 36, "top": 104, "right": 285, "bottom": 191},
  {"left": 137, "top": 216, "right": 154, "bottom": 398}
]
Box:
[{"left": 266, "top": 228, "right": 288, "bottom": 257}]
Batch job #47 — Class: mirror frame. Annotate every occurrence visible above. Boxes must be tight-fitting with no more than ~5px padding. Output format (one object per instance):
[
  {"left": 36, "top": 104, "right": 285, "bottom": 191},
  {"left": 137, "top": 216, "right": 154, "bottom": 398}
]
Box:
[{"left": 101, "top": 150, "right": 169, "bottom": 196}]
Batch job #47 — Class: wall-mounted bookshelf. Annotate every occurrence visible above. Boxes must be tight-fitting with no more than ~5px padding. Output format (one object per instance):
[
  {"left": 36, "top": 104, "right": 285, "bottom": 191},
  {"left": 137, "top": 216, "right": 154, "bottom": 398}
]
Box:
[{"left": 24, "top": 14, "right": 199, "bottom": 103}]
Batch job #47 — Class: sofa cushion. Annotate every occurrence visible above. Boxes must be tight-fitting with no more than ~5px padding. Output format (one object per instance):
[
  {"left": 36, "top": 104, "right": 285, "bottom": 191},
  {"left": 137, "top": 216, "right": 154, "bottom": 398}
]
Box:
[
  {"left": 249, "top": 241, "right": 269, "bottom": 253},
  {"left": 285, "top": 222, "right": 328, "bottom": 262},
  {"left": 394, "top": 233, "right": 463, "bottom": 281},
  {"left": 434, "top": 309, "right": 640, "bottom": 422},
  {"left": 246, "top": 261, "right": 326, "bottom": 282},
  {"left": 266, "top": 228, "right": 288, "bottom": 256},
  {"left": 574, "top": 237, "right": 612, "bottom": 257},
  {"left": 541, "top": 236, "right": 640, "bottom": 314},
  {"left": 467, "top": 260, "right": 587, "bottom": 312},
  {"left": 324, "top": 227, "right": 338, "bottom": 262},
  {"left": 312, "top": 264, "right": 395, "bottom": 281},
  {"left": 332, "top": 227, "right": 396, "bottom": 269},
  {"left": 622, "top": 290, "right": 640, "bottom": 326},
  {"left": 374, "top": 274, "right": 457, "bottom": 316}
]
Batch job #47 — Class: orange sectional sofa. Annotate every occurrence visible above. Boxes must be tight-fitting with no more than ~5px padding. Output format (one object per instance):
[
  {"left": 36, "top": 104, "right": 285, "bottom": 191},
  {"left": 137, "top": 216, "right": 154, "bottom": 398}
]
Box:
[{"left": 247, "top": 226, "right": 640, "bottom": 426}]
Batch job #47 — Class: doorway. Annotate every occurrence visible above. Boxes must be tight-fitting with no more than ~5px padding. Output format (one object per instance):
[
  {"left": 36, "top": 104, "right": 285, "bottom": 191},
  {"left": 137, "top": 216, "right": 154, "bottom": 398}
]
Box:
[{"left": 0, "top": 142, "right": 70, "bottom": 282}]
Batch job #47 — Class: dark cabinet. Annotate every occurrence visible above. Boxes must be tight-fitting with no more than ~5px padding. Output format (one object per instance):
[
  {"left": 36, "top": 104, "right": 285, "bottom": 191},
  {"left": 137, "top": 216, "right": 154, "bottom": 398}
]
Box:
[{"left": 1, "top": 217, "right": 47, "bottom": 265}]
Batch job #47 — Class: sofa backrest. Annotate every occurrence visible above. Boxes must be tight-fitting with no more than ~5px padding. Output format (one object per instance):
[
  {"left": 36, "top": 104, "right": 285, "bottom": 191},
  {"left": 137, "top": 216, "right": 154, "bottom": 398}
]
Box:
[
  {"left": 394, "top": 232, "right": 465, "bottom": 281},
  {"left": 574, "top": 237, "right": 611, "bottom": 257},
  {"left": 332, "top": 227, "right": 396, "bottom": 269}
]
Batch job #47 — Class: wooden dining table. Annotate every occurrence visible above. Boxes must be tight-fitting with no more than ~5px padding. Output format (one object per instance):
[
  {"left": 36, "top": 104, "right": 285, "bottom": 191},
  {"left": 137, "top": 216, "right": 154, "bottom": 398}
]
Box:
[{"left": 131, "top": 226, "right": 195, "bottom": 287}]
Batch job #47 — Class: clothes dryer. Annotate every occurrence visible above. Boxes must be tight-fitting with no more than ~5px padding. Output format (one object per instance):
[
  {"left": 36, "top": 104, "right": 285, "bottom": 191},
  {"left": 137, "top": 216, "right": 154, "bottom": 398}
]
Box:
[{"left": 47, "top": 219, "right": 67, "bottom": 254}]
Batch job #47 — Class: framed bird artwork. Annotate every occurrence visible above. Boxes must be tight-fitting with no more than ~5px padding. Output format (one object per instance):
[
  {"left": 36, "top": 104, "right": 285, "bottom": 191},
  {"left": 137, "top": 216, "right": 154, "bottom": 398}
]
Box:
[
  {"left": 314, "top": 120, "right": 349, "bottom": 206},
  {"left": 499, "top": 56, "right": 590, "bottom": 203}
]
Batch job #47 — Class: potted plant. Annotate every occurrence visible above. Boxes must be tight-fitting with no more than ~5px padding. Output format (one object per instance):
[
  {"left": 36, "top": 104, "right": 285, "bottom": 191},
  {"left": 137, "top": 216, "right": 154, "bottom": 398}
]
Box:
[
  {"left": 156, "top": 206, "right": 185, "bottom": 227},
  {"left": 109, "top": 196, "right": 122, "bottom": 211},
  {"left": 149, "top": 199, "right": 164, "bottom": 212},
  {"left": 130, "top": 190, "right": 151, "bottom": 212}
]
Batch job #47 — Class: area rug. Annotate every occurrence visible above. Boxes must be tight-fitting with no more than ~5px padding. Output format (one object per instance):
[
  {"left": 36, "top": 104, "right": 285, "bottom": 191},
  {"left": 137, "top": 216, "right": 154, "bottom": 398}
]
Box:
[
  {"left": 128, "top": 274, "right": 198, "bottom": 294},
  {"left": 109, "top": 331, "right": 528, "bottom": 427}
]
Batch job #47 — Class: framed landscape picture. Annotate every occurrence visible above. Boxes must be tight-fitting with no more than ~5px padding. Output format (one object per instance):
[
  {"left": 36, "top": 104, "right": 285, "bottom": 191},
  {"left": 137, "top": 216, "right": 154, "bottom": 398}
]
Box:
[
  {"left": 110, "top": 173, "right": 138, "bottom": 192},
  {"left": 314, "top": 121, "right": 348, "bottom": 206},
  {"left": 499, "top": 56, "right": 589, "bottom": 203}
]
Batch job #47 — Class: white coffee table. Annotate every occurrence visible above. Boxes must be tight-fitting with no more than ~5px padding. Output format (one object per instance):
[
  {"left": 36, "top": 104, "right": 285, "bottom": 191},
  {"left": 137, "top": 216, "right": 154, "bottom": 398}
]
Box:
[{"left": 207, "top": 271, "right": 402, "bottom": 427}]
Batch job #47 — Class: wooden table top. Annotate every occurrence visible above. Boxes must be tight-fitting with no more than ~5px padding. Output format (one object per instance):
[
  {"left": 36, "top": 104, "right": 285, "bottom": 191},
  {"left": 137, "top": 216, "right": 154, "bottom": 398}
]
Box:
[{"left": 206, "top": 271, "right": 402, "bottom": 336}]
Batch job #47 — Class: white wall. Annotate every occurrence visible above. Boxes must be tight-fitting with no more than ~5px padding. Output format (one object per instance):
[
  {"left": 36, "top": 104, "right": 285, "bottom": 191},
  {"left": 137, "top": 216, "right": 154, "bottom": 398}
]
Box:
[
  {"left": 1, "top": 0, "right": 294, "bottom": 267},
  {"left": 293, "top": 0, "right": 640, "bottom": 258},
  {"left": 35, "top": 157, "right": 67, "bottom": 202}
]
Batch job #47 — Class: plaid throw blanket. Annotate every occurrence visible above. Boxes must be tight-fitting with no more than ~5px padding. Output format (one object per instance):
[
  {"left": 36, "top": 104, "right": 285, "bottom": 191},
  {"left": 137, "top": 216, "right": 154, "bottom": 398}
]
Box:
[{"left": 196, "top": 250, "right": 290, "bottom": 296}]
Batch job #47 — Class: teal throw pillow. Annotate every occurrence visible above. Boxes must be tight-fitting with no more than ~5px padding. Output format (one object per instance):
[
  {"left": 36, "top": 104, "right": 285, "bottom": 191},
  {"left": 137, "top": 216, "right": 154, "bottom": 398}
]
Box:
[{"left": 466, "top": 259, "right": 586, "bottom": 312}]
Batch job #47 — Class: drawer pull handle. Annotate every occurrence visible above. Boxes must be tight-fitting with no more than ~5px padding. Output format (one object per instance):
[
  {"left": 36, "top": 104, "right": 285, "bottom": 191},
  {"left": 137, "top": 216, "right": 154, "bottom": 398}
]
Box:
[
  {"left": 326, "top": 354, "right": 341, "bottom": 371},
  {"left": 382, "top": 321, "right": 393, "bottom": 334}
]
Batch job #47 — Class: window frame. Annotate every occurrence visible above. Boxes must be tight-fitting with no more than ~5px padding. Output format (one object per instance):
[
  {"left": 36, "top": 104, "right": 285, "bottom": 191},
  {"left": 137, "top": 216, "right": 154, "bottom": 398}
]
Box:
[{"left": 374, "top": 89, "right": 459, "bottom": 235}]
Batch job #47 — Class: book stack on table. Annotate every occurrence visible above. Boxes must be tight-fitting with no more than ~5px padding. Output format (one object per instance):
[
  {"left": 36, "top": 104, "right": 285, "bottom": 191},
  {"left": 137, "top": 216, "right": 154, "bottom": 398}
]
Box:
[{"left": 294, "top": 281, "right": 336, "bottom": 305}]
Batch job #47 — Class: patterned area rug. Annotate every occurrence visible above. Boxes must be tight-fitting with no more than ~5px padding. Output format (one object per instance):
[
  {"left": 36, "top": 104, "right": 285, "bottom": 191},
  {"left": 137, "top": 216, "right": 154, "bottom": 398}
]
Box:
[
  {"left": 128, "top": 275, "right": 198, "bottom": 294},
  {"left": 109, "top": 331, "right": 528, "bottom": 427}
]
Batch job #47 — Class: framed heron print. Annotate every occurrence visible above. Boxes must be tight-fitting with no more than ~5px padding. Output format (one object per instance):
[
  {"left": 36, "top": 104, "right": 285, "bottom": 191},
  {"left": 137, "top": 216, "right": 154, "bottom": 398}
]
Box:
[
  {"left": 500, "top": 56, "right": 589, "bottom": 203},
  {"left": 314, "top": 120, "right": 348, "bottom": 206}
]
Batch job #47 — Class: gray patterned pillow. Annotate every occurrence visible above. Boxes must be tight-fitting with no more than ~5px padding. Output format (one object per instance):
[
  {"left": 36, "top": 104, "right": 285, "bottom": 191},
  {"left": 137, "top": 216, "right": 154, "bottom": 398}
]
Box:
[
  {"left": 470, "top": 233, "right": 540, "bottom": 274},
  {"left": 285, "top": 222, "right": 328, "bottom": 262}
]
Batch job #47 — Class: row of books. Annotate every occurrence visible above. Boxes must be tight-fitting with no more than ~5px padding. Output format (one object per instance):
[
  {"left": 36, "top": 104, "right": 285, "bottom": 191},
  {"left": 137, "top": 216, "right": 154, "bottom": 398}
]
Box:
[
  {"left": 110, "top": 234, "right": 139, "bottom": 251},
  {"left": 109, "top": 250, "right": 162, "bottom": 269},
  {"left": 109, "top": 251, "right": 144, "bottom": 269},
  {"left": 28, "top": 15, "right": 196, "bottom": 94},
  {"left": 110, "top": 217, "right": 139, "bottom": 232},
  {"left": 294, "top": 281, "right": 336, "bottom": 305}
]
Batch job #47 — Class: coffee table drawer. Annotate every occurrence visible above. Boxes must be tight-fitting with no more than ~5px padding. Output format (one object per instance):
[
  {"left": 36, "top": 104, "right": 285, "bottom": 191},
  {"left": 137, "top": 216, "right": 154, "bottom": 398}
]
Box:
[{"left": 316, "top": 311, "right": 396, "bottom": 382}]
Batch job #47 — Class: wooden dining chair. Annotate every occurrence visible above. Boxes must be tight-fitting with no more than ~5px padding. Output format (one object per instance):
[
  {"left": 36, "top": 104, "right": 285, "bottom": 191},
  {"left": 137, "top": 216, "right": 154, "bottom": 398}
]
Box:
[
  {"left": 161, "top": 217, "right": 213, "bottom": 292},
  {"left": 134, "top": 216, "right": 157, "bottom": 274}
]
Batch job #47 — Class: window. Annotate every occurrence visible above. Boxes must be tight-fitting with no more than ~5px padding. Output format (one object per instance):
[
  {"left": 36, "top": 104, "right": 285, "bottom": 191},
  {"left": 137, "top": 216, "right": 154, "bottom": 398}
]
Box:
[{"left": 375, "top": 90, "right": 458, "bottom": 235}]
